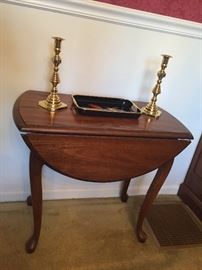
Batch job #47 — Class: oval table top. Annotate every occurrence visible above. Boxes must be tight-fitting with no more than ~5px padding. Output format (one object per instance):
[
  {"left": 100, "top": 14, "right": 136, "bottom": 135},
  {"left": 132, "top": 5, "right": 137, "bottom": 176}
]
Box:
[{"left": 13, "top": 90, "right": 193, "bottom": 140}]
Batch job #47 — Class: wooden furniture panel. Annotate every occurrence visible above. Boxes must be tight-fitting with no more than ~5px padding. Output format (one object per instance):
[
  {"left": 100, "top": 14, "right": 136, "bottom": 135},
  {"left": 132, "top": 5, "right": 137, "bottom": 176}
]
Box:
[{"left": 178, "top": 135, "right": 202, "bottom": 220}]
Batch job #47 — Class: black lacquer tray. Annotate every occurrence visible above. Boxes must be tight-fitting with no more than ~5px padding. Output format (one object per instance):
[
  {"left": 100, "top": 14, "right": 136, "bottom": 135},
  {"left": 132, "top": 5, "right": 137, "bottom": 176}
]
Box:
[{"left": 72, "top": 95, "right": 141, "bottom": 118}]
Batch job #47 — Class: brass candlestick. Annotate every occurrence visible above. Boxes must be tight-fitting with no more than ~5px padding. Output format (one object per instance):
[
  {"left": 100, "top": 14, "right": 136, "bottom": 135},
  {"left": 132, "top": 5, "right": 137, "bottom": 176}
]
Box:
[
  {"left": 39, "top": 37, "right": 67, "bottom": 111},
  {"left": 141, "top": 54, "right": 172, "bottom": 118}
]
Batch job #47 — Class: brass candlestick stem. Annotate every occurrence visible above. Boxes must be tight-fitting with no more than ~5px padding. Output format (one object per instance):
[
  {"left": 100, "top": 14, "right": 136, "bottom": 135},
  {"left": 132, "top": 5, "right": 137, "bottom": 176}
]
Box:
[
  {"left": 141, "top": 54, "right": 172, "bottom": 118},
  {"left": 39, "top": 37, "right": 67, "bottom": 112}
]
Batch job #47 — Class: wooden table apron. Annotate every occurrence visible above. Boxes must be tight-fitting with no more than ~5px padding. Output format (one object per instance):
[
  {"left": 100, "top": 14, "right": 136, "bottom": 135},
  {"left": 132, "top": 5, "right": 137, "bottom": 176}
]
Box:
[{"left": 13, "top": 90, "right": 193, "bottom": 253}]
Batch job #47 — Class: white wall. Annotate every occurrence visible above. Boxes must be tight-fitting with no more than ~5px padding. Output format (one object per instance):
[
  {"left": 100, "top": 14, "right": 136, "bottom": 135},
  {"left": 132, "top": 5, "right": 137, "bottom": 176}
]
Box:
[{"left": 0, "top": 1, "right": 201, "bottom": 202}]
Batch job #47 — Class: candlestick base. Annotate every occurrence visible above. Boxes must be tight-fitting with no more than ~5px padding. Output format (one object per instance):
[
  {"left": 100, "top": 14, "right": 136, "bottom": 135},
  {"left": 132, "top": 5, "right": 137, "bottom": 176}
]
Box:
[
  {"left": 141, "top": 103, "right": 161, "bottom": 118},
  {"left": 39, "top": 93, "right": 67, "bottom": 112}
]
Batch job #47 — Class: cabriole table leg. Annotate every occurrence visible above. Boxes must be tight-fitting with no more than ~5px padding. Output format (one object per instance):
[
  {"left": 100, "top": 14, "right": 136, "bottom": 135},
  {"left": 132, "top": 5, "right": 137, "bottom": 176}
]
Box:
[
  {"left": 120, "top": 179, "right": 131, "bottom": 202},
  {"left": 25, "top": 152, "right": 43, "bottom": 253},
  {"left": 136, "top": 159, "right": 174, "bottom": 242}
]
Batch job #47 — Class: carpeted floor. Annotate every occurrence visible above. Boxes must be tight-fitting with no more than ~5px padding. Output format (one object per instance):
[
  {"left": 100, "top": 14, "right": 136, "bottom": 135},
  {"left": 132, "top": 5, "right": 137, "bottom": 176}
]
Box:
[{"left": 0, "top": 196, "right": 202, "bottom": 270}]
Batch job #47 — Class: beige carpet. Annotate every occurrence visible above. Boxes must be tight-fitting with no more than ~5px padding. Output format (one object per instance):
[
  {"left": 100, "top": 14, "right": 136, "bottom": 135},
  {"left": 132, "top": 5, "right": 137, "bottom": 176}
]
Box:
[{"left": 0, "top": 196, "right": 202, "bottom": 270}]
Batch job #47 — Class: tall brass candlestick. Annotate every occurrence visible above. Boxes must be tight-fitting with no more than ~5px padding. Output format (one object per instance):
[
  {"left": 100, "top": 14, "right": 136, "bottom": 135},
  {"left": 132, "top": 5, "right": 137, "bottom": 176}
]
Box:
[
  {"left": 39, "top": 37, "right": 67, "bottom": 112},
  {"left": 141, "top": 54, "right": 172, "bottom": 118}
]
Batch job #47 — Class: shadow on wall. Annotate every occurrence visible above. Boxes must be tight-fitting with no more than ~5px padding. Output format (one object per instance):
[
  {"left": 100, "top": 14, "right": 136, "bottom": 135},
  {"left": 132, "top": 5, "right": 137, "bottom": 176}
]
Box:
[{"left": 137, "top": 58, "right": 159, "bottom": 101}]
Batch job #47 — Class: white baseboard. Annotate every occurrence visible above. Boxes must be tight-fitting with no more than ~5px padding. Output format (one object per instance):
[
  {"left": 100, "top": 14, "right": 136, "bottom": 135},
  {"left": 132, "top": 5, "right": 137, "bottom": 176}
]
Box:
[
  {"left": 0, "top": 191, "right": 28, "bottom": 202},
  {"left": 0, "top": 185, "right": 178, "bottom": 202}
]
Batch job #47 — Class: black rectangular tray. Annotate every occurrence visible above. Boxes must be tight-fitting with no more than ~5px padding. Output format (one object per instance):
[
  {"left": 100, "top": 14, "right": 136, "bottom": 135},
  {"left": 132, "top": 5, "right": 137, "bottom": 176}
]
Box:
[{"left": 72, "top": 95, "right": 141, "bottom": 118}]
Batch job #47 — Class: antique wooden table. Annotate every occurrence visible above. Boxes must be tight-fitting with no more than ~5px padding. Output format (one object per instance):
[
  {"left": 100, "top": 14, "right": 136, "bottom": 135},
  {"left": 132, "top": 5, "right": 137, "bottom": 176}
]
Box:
[{"left": 13, "top": 90, "right": 193, "bottom": 253}]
